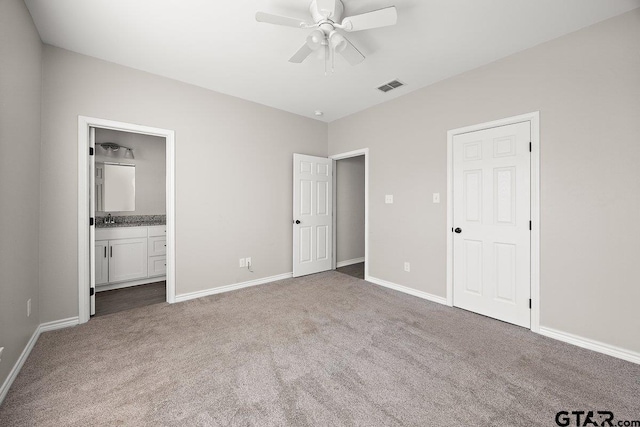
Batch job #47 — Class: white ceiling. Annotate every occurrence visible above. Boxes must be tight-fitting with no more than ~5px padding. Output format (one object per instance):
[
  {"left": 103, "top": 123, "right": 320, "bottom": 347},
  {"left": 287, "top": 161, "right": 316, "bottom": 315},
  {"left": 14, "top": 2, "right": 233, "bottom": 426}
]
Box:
[{"left": 25, "top": 0, "right": 639, "bottom": 122}]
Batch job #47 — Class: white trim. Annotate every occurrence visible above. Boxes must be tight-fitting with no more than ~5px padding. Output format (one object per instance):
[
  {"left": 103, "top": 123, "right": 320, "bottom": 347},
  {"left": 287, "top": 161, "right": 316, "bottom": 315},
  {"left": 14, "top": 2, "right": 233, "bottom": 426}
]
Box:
[
  {"left": 0, "top": 317, "right": 79, "bottom": 405},
  {"left": 96, "top": 276, "right": 167, "bottom": 292},
  {"left": 539, "top": 327, "right": 640, "bottom": 365},
  {"left": 367, "top": 276, "right": 448, "bottom": 306},
  {"left": 446, "top": 112, "right": 541, "bottom": 332},
  {"left": 0, "top": 327, "right": 39, "bottom": 405},
  {"left": 39, "top": 317, "right": 80, "bottom": 333},
  {"left": 336, "top": 257, "right": 365, "bottom": 268},
  {"left": 78, "top": 116, "right": 176, "bottom": 324},
  {"left": 329, "top": 148, "right": 370, "bottom": 281},
  {"left": 174, "top": 273, "right": 293, "bottom": 303}
]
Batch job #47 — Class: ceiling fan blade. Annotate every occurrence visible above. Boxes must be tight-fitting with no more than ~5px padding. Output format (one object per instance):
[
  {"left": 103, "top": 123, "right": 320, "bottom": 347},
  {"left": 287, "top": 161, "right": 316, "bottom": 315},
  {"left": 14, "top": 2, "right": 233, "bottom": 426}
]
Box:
[
  {"left": 289, "top": 44, "right": 314, "bottom": 63},
  {"left": 316, "top": 0, "right": 337, "bottom": 19},
  {"left": 339, "top": 37, "right": 365, "bottom": 66},
  {"left": 342, "top": 6, "right": 397, "bottom": 32},
  {"left": 256, "top": 12, "right": 308, "bottom": 28}
]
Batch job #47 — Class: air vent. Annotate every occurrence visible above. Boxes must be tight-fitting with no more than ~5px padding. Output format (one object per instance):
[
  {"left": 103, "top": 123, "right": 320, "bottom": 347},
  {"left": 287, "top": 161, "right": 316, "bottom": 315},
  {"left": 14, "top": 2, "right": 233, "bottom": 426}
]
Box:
[{"left": 377, "top": 79, "right": 405, "bottom": 93}]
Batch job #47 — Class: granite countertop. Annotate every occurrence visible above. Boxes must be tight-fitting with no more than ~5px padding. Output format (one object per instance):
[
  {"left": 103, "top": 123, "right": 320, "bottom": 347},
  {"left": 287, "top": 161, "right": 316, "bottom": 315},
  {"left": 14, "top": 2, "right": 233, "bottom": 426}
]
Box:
[{"left": 96, "top": 215, "right": 166, "bottom": 228}]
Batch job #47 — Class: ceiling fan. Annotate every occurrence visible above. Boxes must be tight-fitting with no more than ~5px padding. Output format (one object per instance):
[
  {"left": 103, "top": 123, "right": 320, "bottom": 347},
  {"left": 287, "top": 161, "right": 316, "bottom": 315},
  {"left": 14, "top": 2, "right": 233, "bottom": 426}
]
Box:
[{"left": 256, "top": 0, "right": 397, "bottom": 72}]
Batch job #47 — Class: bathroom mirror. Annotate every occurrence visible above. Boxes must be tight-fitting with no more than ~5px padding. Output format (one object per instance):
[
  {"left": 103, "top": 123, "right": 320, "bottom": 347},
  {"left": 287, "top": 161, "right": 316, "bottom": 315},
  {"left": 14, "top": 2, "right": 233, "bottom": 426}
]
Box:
[{"left": 97, "top": 163, "right": 136, "bottom": 212}]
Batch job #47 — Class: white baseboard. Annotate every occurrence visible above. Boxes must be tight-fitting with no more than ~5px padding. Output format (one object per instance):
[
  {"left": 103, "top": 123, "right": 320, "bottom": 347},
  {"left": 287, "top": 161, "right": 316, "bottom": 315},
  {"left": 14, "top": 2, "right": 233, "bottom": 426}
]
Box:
[
  {"left": 39, "top": 317, "right": 79, "bottom": 334},
  {"left": 366, "top": 276, "right": 448, "bottom": 306},
  {"left": 0, "top": 326, "right": 39, "bottom": 405},
  {"left": 0, "top": 316, "right": 79, "bottom": 405},
  {"left": 538, "top": 326, "right": 640, "bottom": 365},
  {"left": 97, "top": 276, "right": 166, "bottom": 292},
  {"left": 175, "top": 273, "right": 293, "bottom": 303},
  {"left": 336, "top": 257, "right": 365, "bottom": 268}
]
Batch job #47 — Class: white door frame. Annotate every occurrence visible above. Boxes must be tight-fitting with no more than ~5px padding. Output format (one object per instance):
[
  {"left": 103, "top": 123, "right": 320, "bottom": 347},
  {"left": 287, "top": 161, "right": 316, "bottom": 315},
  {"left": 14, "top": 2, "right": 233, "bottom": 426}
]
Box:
[
  {"left": 77, "top": 116, "right": 176, "bottom": 324},
  {"left": 329, "top": 148, "right": 370, "bottom": 281},
  {"left": 446, "top": 112, "right": 540, "bottom": 332}
]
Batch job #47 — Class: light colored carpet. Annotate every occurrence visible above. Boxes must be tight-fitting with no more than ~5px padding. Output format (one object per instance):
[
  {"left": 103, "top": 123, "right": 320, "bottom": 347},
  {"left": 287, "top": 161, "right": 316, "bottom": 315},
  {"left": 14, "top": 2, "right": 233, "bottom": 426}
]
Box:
[{"left": 1, "top": 271, "right": 638, "bottom": 426}]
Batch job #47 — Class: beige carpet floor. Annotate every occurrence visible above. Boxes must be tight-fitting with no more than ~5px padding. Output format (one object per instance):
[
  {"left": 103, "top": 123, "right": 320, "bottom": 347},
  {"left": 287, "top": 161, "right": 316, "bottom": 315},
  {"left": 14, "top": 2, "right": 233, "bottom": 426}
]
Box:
[{"left": 1, "top": 271, "right": 639, "bottom": 426}]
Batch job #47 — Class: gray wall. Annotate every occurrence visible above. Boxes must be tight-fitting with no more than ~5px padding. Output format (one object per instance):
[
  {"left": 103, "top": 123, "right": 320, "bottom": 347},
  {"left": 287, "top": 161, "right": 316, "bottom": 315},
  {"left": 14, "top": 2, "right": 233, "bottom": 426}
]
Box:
[
  {"left": 0, "top": 0, "right": 42, "bottom": 391},
  {"left": 329, "top": 10, "right": 640, "bottom": 353},
  {"left": 40, "top": 45, "right": 327, "bottom": 322},
  {"left": 95, "top": 129, "right": 166, "bottom": 216},
  {"left": 336, "top": 156, "right": 365, "bottom": 264}
]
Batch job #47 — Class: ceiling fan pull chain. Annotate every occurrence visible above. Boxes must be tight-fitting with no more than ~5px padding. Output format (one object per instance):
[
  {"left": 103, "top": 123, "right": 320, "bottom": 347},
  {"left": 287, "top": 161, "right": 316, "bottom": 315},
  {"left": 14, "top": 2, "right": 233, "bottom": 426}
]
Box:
[{"left": 324, "top": 45, "right": 328, "bottom": 76}]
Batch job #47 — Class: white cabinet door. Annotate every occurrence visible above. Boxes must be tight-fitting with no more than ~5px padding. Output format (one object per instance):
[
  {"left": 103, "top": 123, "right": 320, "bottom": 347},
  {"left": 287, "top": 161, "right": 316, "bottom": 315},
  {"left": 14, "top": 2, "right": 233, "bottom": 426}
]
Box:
[
  {"left": 293, "top": 154, "right": 333, "bottom": 277},
  {"left": 109, "top": 238, "right": 148, "bottom": 283},
  {"left": 95, "top": 240, "right": 109, "bottom": 285}
]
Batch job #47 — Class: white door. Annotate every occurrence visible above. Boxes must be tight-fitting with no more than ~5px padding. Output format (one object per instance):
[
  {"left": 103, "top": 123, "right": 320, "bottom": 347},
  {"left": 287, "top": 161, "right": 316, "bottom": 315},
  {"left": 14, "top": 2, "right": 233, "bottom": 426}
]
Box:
[
  {"left": 89, "top": 127, "right": 96, "bottom": 315},
  {"left": 293, "top": 154, "right": 333, "bottom": 277},
  {"left": 108, "top": 238, "right": 148, "bottom": 283},
  {"left": 453, "top": 121, "right": 531, "bottom": 328},
  {"left": 95, "top": 240, "right": 109, "bottom": 285}
]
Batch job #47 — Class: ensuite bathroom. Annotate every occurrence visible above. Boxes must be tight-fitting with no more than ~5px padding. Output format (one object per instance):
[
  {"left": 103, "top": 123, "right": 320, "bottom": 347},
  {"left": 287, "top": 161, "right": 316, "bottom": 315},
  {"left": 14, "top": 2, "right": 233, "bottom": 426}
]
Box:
[{"left": 93, "top": 128, "right": 167, "bottom": 317}]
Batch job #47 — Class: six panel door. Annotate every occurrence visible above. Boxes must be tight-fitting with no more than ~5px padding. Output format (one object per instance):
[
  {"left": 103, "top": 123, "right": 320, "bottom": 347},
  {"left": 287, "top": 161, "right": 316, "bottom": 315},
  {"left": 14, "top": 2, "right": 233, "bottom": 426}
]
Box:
[
  {"left": 293, "top": 154, "right": 333, "bottom": 277},
  {"left": 452, "top": 122, "right": 531, "bottom": 328}
]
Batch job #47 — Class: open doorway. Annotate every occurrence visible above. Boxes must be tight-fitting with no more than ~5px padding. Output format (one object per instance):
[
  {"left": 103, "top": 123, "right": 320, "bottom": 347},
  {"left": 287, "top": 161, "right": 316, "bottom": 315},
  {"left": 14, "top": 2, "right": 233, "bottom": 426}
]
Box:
[
  {"left": 78, "top": 116, "right": 176, "bottom": 324},
  {"left": 330, "top": 149, "right": 369, "bottom": 281},
  {"left": 93, "top": 128, "right": 167, "bottom": 317}
]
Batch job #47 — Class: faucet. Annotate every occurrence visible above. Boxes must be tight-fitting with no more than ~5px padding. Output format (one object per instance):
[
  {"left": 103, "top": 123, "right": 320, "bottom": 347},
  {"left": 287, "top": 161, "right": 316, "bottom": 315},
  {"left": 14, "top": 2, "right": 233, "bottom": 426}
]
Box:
[{"left": 105, "top": 213, "right": 115, "bottom": 224}]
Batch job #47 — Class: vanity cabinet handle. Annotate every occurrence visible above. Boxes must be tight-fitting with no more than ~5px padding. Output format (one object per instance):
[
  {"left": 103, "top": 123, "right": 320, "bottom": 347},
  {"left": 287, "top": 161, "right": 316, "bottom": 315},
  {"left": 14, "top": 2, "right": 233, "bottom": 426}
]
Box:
[
  {"left": 110, "top": 247, "right": 113, "bottom": 258},
  {"left": 104, "top": 247, "right": 106, "bottom": 258}
]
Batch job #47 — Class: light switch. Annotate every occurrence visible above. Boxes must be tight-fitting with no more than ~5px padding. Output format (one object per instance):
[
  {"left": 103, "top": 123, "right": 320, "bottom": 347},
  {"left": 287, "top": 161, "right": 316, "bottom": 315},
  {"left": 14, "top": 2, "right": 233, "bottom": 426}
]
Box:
[
  {"left": 385, "top": 195, "right": 394, "bottom": 204},
  {"left": 433, "top": 193, "right": 440, "bottom": 203}
]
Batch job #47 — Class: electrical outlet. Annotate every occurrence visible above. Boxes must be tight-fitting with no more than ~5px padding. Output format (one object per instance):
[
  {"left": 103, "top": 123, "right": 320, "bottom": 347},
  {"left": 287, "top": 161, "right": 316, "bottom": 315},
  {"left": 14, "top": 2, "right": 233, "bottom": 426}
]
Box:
[
  {"left": 433, "top": 193, "right": 440, "bottom": 203},
  {"left": 385, "top": 195, "right": 394, "bottom": 204},
  {"left": 27, "top": 299, "right": 31, "bottom": 317},
  {"left": 246, "top": 257, "right": 252, "bottom": 267},
  {"left": 239, "top": 258, "right": 246, "bottom": 268},
  {"left": 0, "top": 347, "right": 3, "bottom": 363},
  {"left": 404, "top": 262, "right": 411, "bottom": 272}
]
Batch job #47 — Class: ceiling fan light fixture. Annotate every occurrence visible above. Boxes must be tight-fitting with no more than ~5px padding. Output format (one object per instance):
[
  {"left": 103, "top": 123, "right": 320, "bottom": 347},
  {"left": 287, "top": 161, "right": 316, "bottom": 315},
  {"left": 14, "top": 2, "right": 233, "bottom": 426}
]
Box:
[
  {"left": 329, "top": 32, "right": 347, "bottom": 53},
  {"left": 306, "top": 30, "right": 325, "bottom": 50}
]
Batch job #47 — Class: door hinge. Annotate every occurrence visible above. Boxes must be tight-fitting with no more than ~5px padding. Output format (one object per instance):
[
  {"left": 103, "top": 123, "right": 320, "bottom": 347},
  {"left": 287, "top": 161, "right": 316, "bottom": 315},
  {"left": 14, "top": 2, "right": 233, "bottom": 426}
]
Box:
[
  {"left": 90, "top": 217, "right": 94, "bottom": 226},
  {"left": 529, "top": 298, "right": 532, "bottom": 309},
  {"left": 89, "top": 147, "right": 94, "bottom": 156},
  {"left": 529, "top": 142, "right": 532, "bottom": 152},
  {"left": 90, "top": 287, "right": 95, "bottom": 296}
]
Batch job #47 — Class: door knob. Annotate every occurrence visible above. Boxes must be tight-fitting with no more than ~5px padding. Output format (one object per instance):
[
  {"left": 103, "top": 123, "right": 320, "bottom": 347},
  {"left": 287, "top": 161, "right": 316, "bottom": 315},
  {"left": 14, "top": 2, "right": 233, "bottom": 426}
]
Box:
[
  {"left": 454, "top": 228, "right": 462, "bottom": 234},
  {"left": 295, "top": 220, "right": 301, "bottom": 224}
]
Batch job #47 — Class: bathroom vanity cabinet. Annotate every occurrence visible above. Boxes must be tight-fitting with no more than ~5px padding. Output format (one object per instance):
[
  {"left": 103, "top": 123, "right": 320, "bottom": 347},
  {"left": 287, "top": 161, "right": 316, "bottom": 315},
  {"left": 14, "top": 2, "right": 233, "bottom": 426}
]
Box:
[{"left": 95, "top": 225, "right": 166, "bottom": 291}]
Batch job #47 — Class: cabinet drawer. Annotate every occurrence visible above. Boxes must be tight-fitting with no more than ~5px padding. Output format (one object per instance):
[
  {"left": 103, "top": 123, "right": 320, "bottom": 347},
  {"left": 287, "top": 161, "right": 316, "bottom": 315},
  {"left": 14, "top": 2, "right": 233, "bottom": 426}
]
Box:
[
  {"left": 148, "top": 256, "right": 166, "bottom": 277},
  {"left": 148, "top": 236, "right": 167, "bottom": 256},
  {"left": 96, "top": 226, "right": 147, "bottom": 241},
  {"left": 148, "top": 225, "right": 166, "bottom": 237}
]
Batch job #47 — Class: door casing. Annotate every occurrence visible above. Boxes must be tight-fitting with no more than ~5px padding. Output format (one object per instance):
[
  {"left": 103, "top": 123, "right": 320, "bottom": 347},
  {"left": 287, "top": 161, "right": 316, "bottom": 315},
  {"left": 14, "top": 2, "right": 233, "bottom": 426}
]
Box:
[
  {"left": 329, "top": 148, "right": 369, "bottom": 281},
  {"left": 77, "top": 116, "right": 176, "bottom": 324},
  {"left": 446, "top": 112, "right": 540, "bottom": 332}
]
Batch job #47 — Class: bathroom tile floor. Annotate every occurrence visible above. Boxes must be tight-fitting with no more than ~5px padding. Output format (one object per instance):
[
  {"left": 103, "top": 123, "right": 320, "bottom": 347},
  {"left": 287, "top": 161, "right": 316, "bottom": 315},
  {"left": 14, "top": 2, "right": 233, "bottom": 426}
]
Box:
[{"left": 94, "top": 281, "right": 166, "bottom": 317}]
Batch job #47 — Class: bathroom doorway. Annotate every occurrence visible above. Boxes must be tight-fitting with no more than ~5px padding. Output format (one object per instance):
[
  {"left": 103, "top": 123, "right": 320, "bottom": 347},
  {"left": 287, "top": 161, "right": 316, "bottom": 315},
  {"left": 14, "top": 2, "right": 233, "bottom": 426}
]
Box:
[
  {"left": 93, "top": 128, "right": 167, "bottom": 317},
  {"left": 78, "top": 116, "right": 176, "bottom": 324}
]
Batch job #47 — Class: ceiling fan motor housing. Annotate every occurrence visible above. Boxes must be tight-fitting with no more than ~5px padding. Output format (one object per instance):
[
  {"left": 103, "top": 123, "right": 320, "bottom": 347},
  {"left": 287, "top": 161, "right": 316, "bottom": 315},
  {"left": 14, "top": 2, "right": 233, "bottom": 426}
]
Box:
[{"left": 310, "top": 0, "right": 345, "bottom": 23}]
